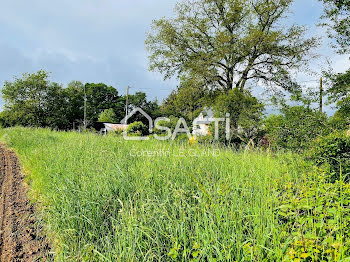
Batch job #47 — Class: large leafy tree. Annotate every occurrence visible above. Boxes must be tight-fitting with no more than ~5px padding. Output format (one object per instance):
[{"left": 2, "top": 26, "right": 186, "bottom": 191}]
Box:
[
  {"left": 64, "top": 81, "right": 125, "bottom": 126},
  {"left": 320, "top": 0, "right": 350, "bottom": 54},
  {"left": 162, "top": 76, "right": 209, "bottom": 121},
  {"left": 319, "top": 0, "right": 349, "bottom": 128},
  {"left": 84, "top": 83, "right": 124, "bottom": 123},
  {"left": 214, "top": 88, "right": 264, "bottom": 143},
  {"left": 1, "top": 74, "right": 127, "bottom": 129},
  {"left": 64, "top": 81, "right": 85, "bottom": 128},
  {"left": 124, "top": 92, "right": 160, "bottom": 123},
  {"left": 98, "top": 108, "right": 118, "bottom": 123},
  {"left": 146, "top": 0, "right": 318, "bottom": 93},
  {"left": 1, "top": 70, "right": 68, "bottom": 129}
]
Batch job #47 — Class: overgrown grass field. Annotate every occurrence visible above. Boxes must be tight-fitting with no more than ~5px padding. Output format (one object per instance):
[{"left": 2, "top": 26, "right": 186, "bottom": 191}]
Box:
[{"left": 0, "top": 128, "right": 348, "bottom": 261}]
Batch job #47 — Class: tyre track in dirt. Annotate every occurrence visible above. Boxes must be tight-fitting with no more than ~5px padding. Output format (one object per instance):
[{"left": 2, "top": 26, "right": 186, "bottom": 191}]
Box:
[{"left": 0, "top": 144, "right": 50, "bottom": 261}]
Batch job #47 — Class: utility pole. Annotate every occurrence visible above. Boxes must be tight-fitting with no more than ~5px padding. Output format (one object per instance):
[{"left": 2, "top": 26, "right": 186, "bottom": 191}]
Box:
[
  {"left": 84, "top": 84, "right": 87, "bottom": 129},
  {"left": 319, "top": 77, "right": 323, "bottom": 114},
  {"left": 125, "top": 86, "right": 130, "bottom": 124}
]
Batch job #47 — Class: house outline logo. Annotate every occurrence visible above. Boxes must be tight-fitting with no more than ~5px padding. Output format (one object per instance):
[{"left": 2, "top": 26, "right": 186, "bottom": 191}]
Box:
[
  {"left": 121, "top": 107, "right": 153, "bottom": 141},
  {"left": 120, "top": 107, "right": 231, "bottom": 141}
]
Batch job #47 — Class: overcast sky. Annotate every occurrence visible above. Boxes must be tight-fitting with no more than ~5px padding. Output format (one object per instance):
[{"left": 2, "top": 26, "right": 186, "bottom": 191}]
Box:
[{"left": 0, "top": 0, "right": 349, "bottom": 111}]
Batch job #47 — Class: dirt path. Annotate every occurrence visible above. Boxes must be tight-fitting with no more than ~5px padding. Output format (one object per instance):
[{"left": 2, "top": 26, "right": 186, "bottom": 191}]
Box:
[{"left": 0, "top": 144, "right": 50, "bottom": 261}]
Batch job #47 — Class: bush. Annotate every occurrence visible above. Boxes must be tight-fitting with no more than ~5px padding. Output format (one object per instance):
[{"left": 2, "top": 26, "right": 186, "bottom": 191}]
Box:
[
  {"left": 308, "top": 131, "right": 350, "bottom": 182},
  {"left": 329, "top": 114, "right": 349, "bottom": 131},
  {"left": 275, "top": 169, "right": 350, "bottom": 261},
  {"left": 329, "top": 97, "right": 350, "bottom": 131},
  {"left": 154, "top": 116, "right": 180, "bottom": 135},
  {"left": 264, "top": 106, "right": 331, "bottom": 151},
  {"left": 126, "top": 121, "right": 148, "bottom": 136},
  {"left": 98, "top": 108, "right": 117, "bottom": 123},
  {"left": 213, "top": 89, "right": 264, "bottom": 145}
]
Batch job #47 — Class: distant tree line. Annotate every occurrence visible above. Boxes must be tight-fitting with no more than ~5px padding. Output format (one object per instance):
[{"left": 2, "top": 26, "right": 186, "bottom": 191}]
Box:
[
  {"left": 1, "top": 0, "right": 349, "bottom": 149},
  {"left": 0, "top": 70, "right": 160, "bottom": 130}
]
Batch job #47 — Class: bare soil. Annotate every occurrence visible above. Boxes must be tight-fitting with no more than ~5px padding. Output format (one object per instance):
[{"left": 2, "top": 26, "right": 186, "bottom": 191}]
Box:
[{"left": 0, "top": 144, "right": 50, "bottom": 261}]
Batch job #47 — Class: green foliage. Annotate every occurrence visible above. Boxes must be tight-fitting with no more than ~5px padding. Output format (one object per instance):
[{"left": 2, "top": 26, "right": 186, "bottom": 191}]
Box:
[
  {"left": 126, "top": 121, "right": 148, "bottom": 136},
  {"left": 63, "top": 81, "right": 125, "bottom": 127},
  {"left": 162, "top": 76, "right": 208, "bottom": 121},
  {"left": 85, "top": 83, "right": 124, "bottom": 123},
  {"left": 0, "top": 110, "right": 17, "bottom": 127},
  {"left": 336, "top": 96, "right": 350, "bottom": 118},
  {"left": 308, "top": 131, "right": 350, "bottom": 182},
  {"left": 146, "top": 0, "right": 318, "bottom": 92},
  {"left": 0, "top": 73, "right": 130, "bottom": 130},
  {"left": 98, "top": 109, "right": 117, "bottom": 123},
  {"left": 264, "top": 105, "right": 331, "bottom": 151},
  {"left": 154, "top": 115, "right": 179, "bottom": 135},
  {"left": 328, "top": 69, "right": 350, "bottom": 101},
  {"left": 213, "top": 88, "right": 264, "bottom": 144},
  {"left": 124, "top": 92, "right": 160, "bottom": 124},
  {"left": 1, "top": 71, "right": 69, "bottom": 129},
  {"left": 319, "top": 0, "right": 350, "bottom": 53},
  {"left": 275, "top": 169, "right": 350, "bottom": 261},
  {"left": 329, "top": 107, "right": 350, "bottom": 131},
  {"left": 327, "top": 70, "right": 350, "bottom": 128},
  {"left": 63, "top": 81, "right": 85, "bottom": 126},
  {"left": 0, "top": 127, "right": 310, "bottom": 261},
  {"left": 1, "top": 128, "right": 350, "bottom": 260}
]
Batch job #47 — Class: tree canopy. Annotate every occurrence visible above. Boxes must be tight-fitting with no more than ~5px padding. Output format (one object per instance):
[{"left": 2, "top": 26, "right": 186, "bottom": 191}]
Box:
[
  {"left": 124, "top": 92, "right": 160, "bottom": 124},
  {"left": 98, "top": 108, "right": 118, "bottom": 123},
  {"left": 320, "top": 0, "right": 350, "bottom": 54},
  {"left": 162, "top": 76, "right": 209, "bottom": 121},
  {"left": 328, "top": 69, "right": 350, "bottom": 101},
  {"left": 84, "top": 83, "right": 124, "bottom": 123},
  {"left": 1, "top": 71, "right": 68, "bottom": 129},
  {"left": 0, "top": 71, "right": 160, "bottom": 130},
  {"left": 146, "top": 0, "right": 318, "bottom": 93},
  {"left": 327, "top": 70, "right": 350, "bottom": 127}
]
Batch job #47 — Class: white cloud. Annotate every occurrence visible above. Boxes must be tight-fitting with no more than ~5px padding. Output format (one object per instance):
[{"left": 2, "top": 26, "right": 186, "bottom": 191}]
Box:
[
  {"left": 0, "top": 0, "right": 346, "bottom": 112},
  {"left": 333, "top": 55, "right": 350, "bottom": 73}
]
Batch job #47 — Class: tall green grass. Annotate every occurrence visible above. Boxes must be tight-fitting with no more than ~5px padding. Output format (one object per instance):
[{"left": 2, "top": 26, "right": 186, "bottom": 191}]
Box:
[{"left": 0, "top": 128, "right": 311, "bottom": 261}]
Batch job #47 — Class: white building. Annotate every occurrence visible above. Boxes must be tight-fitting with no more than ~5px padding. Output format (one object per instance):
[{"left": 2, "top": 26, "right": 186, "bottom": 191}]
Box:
[
  {"left": 192, "top": 109, "right": 214, "bottom": 136},
  {"left": 101, "top": 123, "right": 129, "bottom": 134}
]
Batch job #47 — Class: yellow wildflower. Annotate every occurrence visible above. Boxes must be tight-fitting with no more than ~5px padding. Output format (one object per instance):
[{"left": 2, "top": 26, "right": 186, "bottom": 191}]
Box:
[{"left": 189, "top": 136, "right": 197, "bottom": 145}]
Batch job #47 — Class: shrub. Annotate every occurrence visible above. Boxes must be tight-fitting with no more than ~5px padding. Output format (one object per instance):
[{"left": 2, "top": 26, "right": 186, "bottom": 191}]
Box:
[
  {"left": 213, "top": 89, "right": 264, "bottom": 145},
  {"left": 308, "top": 131, "right": 350, "bottom": 182},
  {"left": 275, "top": 169, "right": 350, "bottom": 261},
  {"left": 264, "top": 106, "right": 331, "bottom": 151},
  {"left": 329, "top": 96, "right": 350, "bottom": 131},
  {"left": 154, "top": 116, "right": 179, "bottom": 135},
  {"left": 329, "top": 114, "right": 349, "bottom": 131},
  {"left": 98, "top": 108, "right": 117, "bottom": 123},
  {"left": 126, "top": 121, "right": 148, "bottom": 136}
]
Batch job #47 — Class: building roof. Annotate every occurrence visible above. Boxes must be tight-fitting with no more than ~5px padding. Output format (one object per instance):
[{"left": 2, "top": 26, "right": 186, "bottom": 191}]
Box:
[{"left": 104, "top": 123, "right": 128, "bottom": 131}]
